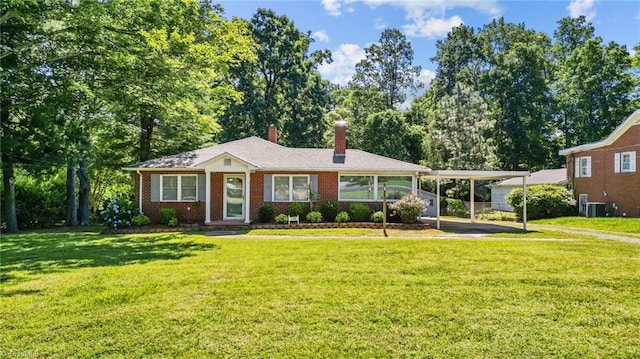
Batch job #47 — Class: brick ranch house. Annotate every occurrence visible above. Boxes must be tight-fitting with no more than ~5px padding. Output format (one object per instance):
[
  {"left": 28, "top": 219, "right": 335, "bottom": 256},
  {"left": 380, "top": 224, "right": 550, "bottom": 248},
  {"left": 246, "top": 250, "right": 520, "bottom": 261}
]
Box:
[
  {"left": 124, "top": 121, "right": 431, "bottom": 224},
  {"left": 559, "top": 109, "right": 640, "bottom": 217}
]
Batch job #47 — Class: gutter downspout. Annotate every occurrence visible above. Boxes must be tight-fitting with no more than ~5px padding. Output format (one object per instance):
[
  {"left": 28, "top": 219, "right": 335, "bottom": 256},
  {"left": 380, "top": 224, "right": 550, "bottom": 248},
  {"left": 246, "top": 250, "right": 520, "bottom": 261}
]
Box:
[{"left": 136, "top": 170, "right": 143, "bottom": 214}]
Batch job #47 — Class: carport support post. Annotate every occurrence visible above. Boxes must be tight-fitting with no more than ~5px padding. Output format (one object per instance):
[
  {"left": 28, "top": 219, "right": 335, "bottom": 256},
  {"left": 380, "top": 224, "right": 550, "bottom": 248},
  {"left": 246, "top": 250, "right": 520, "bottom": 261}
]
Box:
[
  {"left": 436, "top": 176, "right": 441, "bottom": 230},
  {"left": 470, "top": 179, "right": 475, "bottom": 223},
  {"left": 523, "top": 176, "right": 527, "bottom": 231}
]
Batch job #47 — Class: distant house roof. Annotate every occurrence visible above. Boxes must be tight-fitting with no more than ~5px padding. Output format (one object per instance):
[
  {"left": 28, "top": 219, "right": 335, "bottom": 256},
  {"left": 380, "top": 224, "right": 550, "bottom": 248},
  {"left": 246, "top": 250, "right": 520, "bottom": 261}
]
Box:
[
  {"left": 559, "top": 109, "right": 640, "bottom": 156},
  {"left": 124, "top": 136, "right": 431, "bottom": 173},
  {"left": 491, "top": 168, "right": 567, "bottom": 187}
]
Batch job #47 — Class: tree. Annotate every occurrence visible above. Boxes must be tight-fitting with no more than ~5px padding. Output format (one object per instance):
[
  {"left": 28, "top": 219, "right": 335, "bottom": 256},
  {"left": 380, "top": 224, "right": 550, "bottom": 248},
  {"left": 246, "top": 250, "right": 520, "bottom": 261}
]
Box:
[
  {"left": 479, "top": 19, "right": 553, "bottom": 170},
  {"left": 552, "top": 17, "right": 636, "bottom": 148},
  {"left": 432, "top": 84, "right": 498, "bottom": 171},
  {"left": 218, "top": 8, "right": 331, "bottom": 147},
  {"left": 361, "top": 109, "right": 426, "bottom": 164},
  {"left": 1, "top": 0, "right": 68, "bottom": 232},
  {"left": 351, "top": 28, "right": 422, "bottom": 109}
]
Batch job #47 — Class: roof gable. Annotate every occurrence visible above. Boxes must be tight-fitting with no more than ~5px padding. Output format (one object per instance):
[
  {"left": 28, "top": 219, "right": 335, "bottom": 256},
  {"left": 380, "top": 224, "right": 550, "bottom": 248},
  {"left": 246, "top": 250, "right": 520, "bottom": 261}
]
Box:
[{"left": 559, "top": 109, "right": 640, "bottom": 155}]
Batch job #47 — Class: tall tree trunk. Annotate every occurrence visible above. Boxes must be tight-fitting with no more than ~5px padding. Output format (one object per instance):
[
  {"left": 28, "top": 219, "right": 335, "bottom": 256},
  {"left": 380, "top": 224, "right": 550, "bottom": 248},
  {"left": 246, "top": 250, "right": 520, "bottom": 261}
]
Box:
[
  {"left": 2, "top": 159, "right": 19, "bottom": 233},
  {"left": 139, "top": 109, "right": 154, "bottom": 162},
  {"left": 78, "top": 158, "right": 90, "bottom": 226},
  {"left": 66, "top": 162, "right": 78, "bottom": 226}
]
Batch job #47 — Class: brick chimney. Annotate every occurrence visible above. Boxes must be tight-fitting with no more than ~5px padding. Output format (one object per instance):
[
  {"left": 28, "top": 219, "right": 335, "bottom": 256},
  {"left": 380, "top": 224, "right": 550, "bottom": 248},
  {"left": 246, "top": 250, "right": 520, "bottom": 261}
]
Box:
[
  {"left": 334, "top": 119, "right": 346, "bottom": 162},
  {"left": 268, "top": 125, "right": 278, "bottom": 144}
]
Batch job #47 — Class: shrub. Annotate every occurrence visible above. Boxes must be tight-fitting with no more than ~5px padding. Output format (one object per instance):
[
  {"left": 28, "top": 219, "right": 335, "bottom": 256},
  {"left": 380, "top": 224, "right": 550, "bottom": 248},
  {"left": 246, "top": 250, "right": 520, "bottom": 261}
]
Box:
[
  {"left": 258, "top": 205, "right": 275, "bottom": 223},
  {"left": 371, "top": 211, "right": 384, "bottom": 223},
  {"left": 446, "top": 198, "right": 468, "bottom": 217},
  {"left": 306, "top": 211, "right": 323, "bottom": 223},
  {"left": 100, "top": 198, "right": 140, "bottom": 229},
  {"left": 159, "top": 207, "right": 178, "bottom": 225},
  {"left": 319, "top": 201, "right": 340, "bottom": 222},
  {"left": 132, "top": 214, "right": 150, "bottom": 227},
  {"left": 506, "top": 185, "right": 576, "bottom": 220},
  {"left": 168, "top": 217, "right": 178, "bottom": 227},
  {"left": 335, "top": 211, "right": 350, "bottom": 223},
  {"left": 288, "top": 202, "right": 308, "bottom": 217},
  {"left": 1, "top": 171, "right": 66, "bottom": 229},
  {"left": 349, "top": 203, "right": 371, "bottom": 222},
  {"left": 275, "top": 213, "right": 289, "bottom": 224},
  {"left": 388, "top": 193, "right": 425, "bottom": 224}
]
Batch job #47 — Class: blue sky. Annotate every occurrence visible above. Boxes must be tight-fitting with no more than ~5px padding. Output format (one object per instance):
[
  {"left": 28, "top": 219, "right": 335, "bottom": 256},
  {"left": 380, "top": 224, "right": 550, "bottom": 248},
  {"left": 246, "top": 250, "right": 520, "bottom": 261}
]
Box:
[{"left": 219, "top": 0, "right": 640, "bottom": 86}]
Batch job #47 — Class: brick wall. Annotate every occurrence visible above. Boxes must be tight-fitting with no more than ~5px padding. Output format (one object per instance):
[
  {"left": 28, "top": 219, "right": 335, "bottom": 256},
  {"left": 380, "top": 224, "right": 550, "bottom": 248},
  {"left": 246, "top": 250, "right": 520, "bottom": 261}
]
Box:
[
  {"left": 136, "top": 170, "right": 400, "bottom": 223},
  {"left": 566, "top": 125, "right": 640, "bottom": 217}
]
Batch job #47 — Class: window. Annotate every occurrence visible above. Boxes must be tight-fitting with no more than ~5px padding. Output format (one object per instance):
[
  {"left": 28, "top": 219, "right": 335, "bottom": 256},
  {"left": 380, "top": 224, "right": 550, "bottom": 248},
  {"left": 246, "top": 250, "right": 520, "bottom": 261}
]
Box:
[
  {"left": 339, "top": 175, "right": 374, "bottom": 200},
  {"left": 615, "top": 151, "right": 636, "bottom": 173},
  {"left": 339, "top": 175, "right": 414, "bottom": 201},
  {"left": 578, "top": 194, "right": 588, "bottom": 214},
  {"left": 161, "top": 175, "right": 197, "bottom": 201},
  {"left": 272, "top": 175, "right": 309, "bottom": 202},
  {"left": 377, "top": 176, "right": 413, "bottom": 200},
  {"left": 575, "top": 156, "right": 591, "bottom": 178}
]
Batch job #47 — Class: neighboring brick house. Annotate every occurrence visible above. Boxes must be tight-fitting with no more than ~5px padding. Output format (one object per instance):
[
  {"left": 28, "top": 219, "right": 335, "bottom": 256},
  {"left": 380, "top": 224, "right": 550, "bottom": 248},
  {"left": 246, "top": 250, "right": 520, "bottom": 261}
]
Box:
[
  {"left": 124, "top": 121, "right": 431, "bottom": 224},
  {"left": 559, "top": 110, "right": 640, "bottom": 217}
]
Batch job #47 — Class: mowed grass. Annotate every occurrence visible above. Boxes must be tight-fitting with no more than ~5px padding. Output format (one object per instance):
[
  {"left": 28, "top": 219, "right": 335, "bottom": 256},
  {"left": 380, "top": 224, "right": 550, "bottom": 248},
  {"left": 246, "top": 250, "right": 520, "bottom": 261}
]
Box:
[
  {"left": 531, "top": 217, "right": 640, "bottom": 234},
  {"left": 2, "top": 231, "right": 640, "bottom": 358}
]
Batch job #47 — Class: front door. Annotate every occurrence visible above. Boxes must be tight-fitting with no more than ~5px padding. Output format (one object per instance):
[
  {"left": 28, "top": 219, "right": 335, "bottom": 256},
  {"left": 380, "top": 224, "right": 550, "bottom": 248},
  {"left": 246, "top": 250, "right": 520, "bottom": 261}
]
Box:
[{"left": 224, "top": 175, "right": 244, "bottom": 220}]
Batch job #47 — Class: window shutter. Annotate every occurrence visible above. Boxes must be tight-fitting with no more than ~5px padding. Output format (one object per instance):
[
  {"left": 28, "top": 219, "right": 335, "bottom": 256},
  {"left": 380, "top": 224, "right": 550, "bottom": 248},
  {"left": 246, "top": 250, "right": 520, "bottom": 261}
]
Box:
[
  {"left": 614, "top": 153, "right": 621, "bottom": 173},
  {"left": 151, "top": 174, "right": 160, "bottom": 202},
  {"left": 574, "top": 158, "right": 580, "bottom": 178},
  {"left": 310, "top": 175, "right": 319, "bottom": 197},
  {"left": 197, "top": 173, "right": 206, "bottom": 201},
  {"left": 585, "top": 157, "right": 592, "bottom": 177},
  {"left": 631, "top": 151, "right": 637, "bottom": 172},
  {"left": 263, "top": 174, "right": 272, "bottom": 202}
]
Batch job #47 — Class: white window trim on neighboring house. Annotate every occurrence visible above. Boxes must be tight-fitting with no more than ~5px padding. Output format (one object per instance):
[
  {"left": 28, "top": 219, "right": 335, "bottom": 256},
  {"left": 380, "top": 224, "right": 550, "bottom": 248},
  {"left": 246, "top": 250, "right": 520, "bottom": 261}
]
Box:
[
  {"left": 614, "top": 151, "right": 636, "bottom": 173},
  {"left": 578, "top": 194, "right": 588, "bottom": 214},
  {"left": 160, "top": 174, "right": 198, "bottom": 201},
  {"left": 574, "top": 156, "right": 591, "bottom": 178},
  {"left": 272, "top": 175, "right": 310, "bottom": 202}
]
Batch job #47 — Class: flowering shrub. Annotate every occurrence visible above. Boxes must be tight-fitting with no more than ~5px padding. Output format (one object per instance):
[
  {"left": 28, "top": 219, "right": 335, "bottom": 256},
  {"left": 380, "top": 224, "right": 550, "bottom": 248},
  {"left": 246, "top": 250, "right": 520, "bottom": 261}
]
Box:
[
  {"left": 100, "top": 198, "right": 140, "bottom": 229},
  {"left": 335, "top": 211, "right": 350, "bottom": 223},
  {"left": 275, "top": 213, "right": 289, "bottom": 224},
  {"left": 388, "top": 193, "right": 425, "bottom": 224},
  {"left": 371, "top": 211, "right": 384, "bottom": 223},
  {"left": 306, "top": 211, "right": 323, "bottom": 223}
]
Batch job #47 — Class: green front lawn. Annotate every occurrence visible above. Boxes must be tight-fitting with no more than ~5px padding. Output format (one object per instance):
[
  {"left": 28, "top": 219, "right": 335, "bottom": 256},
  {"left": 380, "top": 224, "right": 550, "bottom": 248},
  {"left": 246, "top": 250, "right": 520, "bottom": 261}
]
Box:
[
  {"left": 531, "top": 216, "right": 640, "bottom": 234},
  {"left": 2, "top": 231, "right": 639, "bottom": 358}
]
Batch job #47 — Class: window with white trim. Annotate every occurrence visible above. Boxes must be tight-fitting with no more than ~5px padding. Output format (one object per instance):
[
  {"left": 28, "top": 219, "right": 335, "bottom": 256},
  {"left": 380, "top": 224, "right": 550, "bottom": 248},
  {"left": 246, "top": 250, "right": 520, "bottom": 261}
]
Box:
[
  {"left": 272, "top": 175, "right": 309, "bottom": 202},
  {"left": 616, "top": 151, "right": 636, "bottom": 173},
  {"left": 575, "top": 156, "right": 591, "bottom": 178},
  {"left": 339, "top": 175, "right": 414, "bottom": 201},
  {"left": 161, "top": 175, "right": 197, "bottom": 201},
  {"left": 578, "top": 194, "right": 588, "bottom": 214}
]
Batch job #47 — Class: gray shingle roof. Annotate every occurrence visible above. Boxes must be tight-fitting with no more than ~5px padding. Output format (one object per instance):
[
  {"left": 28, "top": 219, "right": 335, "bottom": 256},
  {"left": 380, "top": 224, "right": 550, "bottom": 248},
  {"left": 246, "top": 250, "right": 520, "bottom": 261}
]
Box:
[
  {"left": 125, "top": 136, "right": 430, "bottom": 173},
  {"left": 492, "top": 168, "right": 567, "bottom": 187}
]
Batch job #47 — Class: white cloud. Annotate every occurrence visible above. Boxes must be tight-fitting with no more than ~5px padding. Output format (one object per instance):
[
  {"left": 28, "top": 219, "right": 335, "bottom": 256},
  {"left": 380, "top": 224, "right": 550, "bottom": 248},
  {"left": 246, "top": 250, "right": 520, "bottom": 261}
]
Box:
[
  {"left": 322, "top": 0, "right": 357, "bottom": 16},
  {"left": 313, "top": 30, "right": 330, "bottom": 43},
  {"left": 418, "top": 69, "right": 436, "bottom": 87},
  {"left": 630, "top": 48, "right": 637, "bottom": 58},
  {"left": 374, "top": 17, "right": 387, "bottom": 30},
  {"left": 404, "top": 15, "right": 463, "bottom": 38},
  {"left": 318, "top": 43, "right": 366, "bottom": 85},
  {"left": 567, "top": 0, "right": 596, "bottom": 21}
]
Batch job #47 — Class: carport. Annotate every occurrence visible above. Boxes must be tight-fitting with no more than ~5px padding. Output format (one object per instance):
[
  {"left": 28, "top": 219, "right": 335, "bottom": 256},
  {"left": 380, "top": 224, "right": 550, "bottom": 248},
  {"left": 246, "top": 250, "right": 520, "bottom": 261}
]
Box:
[{"left": 422, "top": 170, "right": 531, "bottom": 230}]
